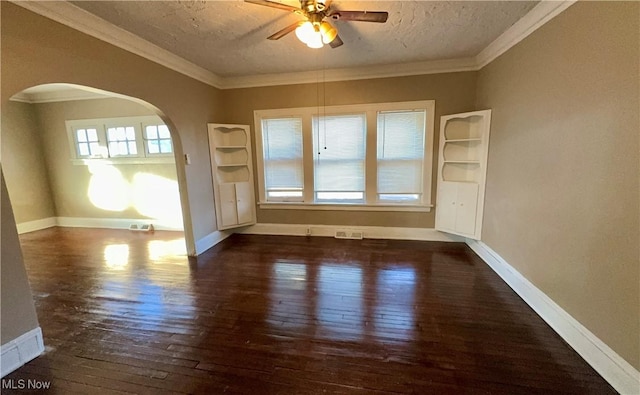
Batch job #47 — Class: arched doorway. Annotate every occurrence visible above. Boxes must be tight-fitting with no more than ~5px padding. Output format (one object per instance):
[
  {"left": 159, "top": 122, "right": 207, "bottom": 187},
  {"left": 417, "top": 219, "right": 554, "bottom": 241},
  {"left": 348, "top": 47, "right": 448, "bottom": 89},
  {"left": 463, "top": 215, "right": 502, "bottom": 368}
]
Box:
[{"left": 4, "top": 83, "right": 192, "bottom": 250}]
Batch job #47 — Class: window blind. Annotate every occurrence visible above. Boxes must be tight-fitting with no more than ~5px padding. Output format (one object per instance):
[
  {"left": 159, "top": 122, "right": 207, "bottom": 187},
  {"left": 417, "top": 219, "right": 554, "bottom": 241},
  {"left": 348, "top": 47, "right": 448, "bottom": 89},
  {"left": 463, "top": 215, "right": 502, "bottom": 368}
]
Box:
[
  {"left": 262, "top": 118, "right": 304, "bottom": 200},
  {"left": 377, "top": 110, "right": 425, "bottom": 201},
  {"left": 313, "top": 114, "right": 365, "bottom": 201}
]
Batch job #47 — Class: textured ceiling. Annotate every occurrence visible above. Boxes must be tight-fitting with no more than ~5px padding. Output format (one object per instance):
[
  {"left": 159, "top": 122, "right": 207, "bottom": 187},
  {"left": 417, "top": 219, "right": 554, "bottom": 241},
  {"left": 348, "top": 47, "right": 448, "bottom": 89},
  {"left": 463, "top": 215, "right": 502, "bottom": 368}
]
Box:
[{"left": 71, "top": 1, "right": 538, "bottom": 78}]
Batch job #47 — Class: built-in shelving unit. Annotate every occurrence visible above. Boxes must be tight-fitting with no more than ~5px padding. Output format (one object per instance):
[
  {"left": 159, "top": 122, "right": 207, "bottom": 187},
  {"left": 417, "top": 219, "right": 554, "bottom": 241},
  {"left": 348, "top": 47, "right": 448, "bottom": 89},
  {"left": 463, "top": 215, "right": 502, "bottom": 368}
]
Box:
[
  {"left": 435, "top": 110, "right": 491, "bottom": 240},
  {"left": 208, "top": 124, "right": 256, "bottom": 230}
]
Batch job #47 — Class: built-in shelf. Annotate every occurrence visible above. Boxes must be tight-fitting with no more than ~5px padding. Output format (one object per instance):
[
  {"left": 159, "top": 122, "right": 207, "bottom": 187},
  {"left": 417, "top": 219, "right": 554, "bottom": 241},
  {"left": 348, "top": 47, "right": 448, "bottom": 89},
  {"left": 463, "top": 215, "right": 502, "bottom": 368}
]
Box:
[
  {"left": 443, "top": 115, "right": 484, "bottom": 140},
  {"left": 211, "top": 126, "right": 247, "bottom": 147},
  {"left": 213, "top": 145, "right": 248, "bottom": 168},
  {"left": 208, "top": 123, "right": 256, "bottom": 230},
  {"left": 442, "top": 162, "right": 481, "bottom": 183},
  {"left": 436, "top": 110, "right": 491, "bottom": 240}
]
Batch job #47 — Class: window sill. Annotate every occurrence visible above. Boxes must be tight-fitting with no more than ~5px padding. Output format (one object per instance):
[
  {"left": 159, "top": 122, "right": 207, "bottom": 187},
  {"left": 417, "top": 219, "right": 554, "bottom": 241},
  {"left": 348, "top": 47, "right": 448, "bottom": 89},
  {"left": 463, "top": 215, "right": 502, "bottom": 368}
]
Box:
[
  {"left": 258, "top": 202, "right": 432, "bottom": 212},
  {"left": 71, "top": 157, "right": 174, "bottom": 166}
]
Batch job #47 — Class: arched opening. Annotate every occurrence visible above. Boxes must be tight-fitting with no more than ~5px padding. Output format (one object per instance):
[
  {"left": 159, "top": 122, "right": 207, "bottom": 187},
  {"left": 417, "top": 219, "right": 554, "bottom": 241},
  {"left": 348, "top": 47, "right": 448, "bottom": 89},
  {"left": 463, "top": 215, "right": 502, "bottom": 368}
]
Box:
[{"left": 4, "top": 83, "right": 192, "bottom": 253}]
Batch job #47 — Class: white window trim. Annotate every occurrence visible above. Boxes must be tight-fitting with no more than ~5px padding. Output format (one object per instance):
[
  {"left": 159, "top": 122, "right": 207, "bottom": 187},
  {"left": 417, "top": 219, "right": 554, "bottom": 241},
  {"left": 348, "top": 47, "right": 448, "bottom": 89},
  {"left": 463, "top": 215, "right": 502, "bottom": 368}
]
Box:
[
  {"left": 66, "top": 116, "right": 175, "bottom": 165},
  {"left": 70, "top": 157, "right": 175, "bottom": 165},
  {"left": 103, "top": 121, "right": 144, "bottom": 158},
  {"left": 67, "top": 122, "right": 105, "bottom": 159},
  {"left": 141, "top": 121, "right": 175, "bottom": 158},
  {"left": 256, "top": 115, "right": 306, "bottom": 203},
  {"left": 257, "top": 202, "right": 433, "bottom": 212},
  {"left": 254, "top": 100, "right": 435, "bottom": 212}
]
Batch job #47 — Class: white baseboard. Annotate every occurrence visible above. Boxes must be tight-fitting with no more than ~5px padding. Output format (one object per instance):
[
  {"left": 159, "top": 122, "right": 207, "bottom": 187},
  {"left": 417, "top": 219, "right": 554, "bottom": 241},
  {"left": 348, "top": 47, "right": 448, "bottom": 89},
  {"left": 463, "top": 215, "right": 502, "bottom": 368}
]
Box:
[
  {"left": 16, "top": 217, "right": 57, "bottom": 234},
  {"left": 237, "top": 223, "right": 463, "bottom": 242},
  {"left": 195, "top": 230, "right": 233, "bottom": 255},
  {"left": 466, "top": 239, "right": 640, "bottom": 395},
  {"left": 0, "top": 327, "right": 45, "bottom": 378},
  {"left": 56, "top": 217, "right": 183, "bottom": 231}
]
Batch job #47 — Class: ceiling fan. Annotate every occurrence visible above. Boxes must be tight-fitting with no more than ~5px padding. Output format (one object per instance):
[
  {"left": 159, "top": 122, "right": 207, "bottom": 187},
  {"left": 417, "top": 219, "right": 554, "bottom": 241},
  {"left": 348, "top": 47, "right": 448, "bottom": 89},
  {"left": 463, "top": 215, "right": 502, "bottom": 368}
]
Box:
[{"left": 245, "top": 0, "right": 389, "bottom": 49}]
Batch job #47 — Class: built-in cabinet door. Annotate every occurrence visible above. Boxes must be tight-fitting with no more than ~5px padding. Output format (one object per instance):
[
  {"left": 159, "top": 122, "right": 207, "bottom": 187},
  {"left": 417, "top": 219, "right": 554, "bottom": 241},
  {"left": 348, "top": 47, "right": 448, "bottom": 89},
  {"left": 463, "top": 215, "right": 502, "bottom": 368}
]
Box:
[
  {"left": 454, "top": 183, "right": 479, "bottom": 236},
  {"left": 235, "top": 182, "right": 253, "bottom": 225},
  {"left": 436, "top": 182, "right": 458, "bottom": 233},
  {"left": 218, "top": 183, "right": 239, "bottom": 228}
]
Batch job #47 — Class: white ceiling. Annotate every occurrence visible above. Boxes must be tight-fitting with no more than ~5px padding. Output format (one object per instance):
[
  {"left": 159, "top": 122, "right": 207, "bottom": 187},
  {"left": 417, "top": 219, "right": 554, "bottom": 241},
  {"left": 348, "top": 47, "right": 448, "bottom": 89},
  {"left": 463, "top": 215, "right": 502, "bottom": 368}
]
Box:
[
  {"left": 14, "top": 1, "right": 580, "bottom": 90},
  {"left": 69, "top": 1, "right": 538, "bottom": 78}
]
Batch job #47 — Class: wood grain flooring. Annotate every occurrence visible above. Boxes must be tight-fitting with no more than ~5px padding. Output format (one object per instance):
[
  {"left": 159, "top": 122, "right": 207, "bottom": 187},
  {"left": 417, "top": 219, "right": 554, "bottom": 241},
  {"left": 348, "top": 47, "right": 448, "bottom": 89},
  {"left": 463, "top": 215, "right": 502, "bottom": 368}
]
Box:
[{"left": 4, "top": 228, "right": 616, "bottom": 394}]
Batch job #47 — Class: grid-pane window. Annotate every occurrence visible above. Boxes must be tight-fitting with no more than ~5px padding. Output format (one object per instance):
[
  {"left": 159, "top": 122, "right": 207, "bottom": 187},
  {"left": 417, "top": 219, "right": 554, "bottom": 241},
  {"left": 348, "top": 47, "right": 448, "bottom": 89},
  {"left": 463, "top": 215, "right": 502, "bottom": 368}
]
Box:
[
  {"left": 255, "top": 100, "right": 434, "bottom": 210},
  {"left": 75, "top": 128, "right": 101, "bottom": 157},
  {"left": 144, "top": 124, "right": 173, "bottom": 155},
  {"left": 262, "top": 118, "right": 304, "bottom": 201},
  {"left": 67, "top": 116, "right": 175, "bottom": 163},
  {"left": 313, "top": 114, "right": 366, "bottom": 202},
  {"left": 377, "top": 110, "right": 425, "bottom": 202},
  {"left": 106, "top": 126, "right": 137, "bottom": 157}
]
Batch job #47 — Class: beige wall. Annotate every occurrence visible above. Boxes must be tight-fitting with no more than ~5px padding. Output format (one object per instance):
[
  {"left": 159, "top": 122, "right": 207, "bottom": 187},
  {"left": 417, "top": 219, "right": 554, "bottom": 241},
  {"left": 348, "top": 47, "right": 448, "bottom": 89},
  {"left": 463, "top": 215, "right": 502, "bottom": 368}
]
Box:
[
  {"left": 477, "top": 1, "right": 639, "bottom": 369},
  {"left": 223, "top": 72, "right": 477, "bottom": 227},
  {"left": 32, "top": 98, "right": 181, "bottom": 227},
  {"left": 3, "top": 0, "right": 638, "bottom": 375},
  {"left": 2, "top": 101, "right": 56, "bottom": 223},
  {"left": 1, "top": 171, "right": 40, "bottom": 344},
  {"left": 1, "top": 2, "right": 225, "bottom": 253}
]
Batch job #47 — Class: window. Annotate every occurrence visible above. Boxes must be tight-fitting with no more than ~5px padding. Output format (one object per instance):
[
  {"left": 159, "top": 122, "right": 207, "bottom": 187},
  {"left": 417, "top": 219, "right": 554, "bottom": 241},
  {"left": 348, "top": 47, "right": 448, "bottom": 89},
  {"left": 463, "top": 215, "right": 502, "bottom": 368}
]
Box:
[
  {"left": 254, "top": 100, "right": 435, "bottom": 212},
  {"left": 106, "top": 126, "right": 137, "bottom": 157},
  {"left": 377, "top": 110, "right": 425, "bottom": 203},
  {"left": 66, "top": 116, "right": 174, "bottom": 164},
  {"left": 313, "top": 114, "right": 366, "bottom": 203},
  {"left": 144, "top": 124, "right": 173, "bottom": 155},
  {"left": 261, "top": 118, "right": 304, "bottom": 201},
  {"left": 75, "top": 127, "right": 102, "bottom": 158}
]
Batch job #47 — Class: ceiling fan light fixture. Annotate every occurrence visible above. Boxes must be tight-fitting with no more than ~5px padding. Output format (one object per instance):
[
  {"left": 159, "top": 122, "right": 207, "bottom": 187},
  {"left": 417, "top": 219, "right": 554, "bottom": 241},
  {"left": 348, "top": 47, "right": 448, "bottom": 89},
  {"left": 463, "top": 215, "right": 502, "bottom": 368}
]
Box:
[
  {"left": 306, "top": 32, "right": 324, "bottom": 48},
  {"left": 246, "top": 0, "right": 389, "bottom": 49},
  {"left": 296, "top": 20, "right": 328, "bottom": 49},
  {"left": 319, "top": 21, "right": 337, "bottom": 44},
  {"left": 295, "top": 21, "right": 316, "bottom": 44}
]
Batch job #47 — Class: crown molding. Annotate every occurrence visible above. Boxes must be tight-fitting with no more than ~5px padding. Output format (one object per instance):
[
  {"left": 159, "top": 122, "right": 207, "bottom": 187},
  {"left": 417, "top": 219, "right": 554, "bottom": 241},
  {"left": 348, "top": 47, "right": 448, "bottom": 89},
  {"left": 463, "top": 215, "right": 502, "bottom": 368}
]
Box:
[
  {"left": 9, "top": 92, "right": 31, "bottom": 103},
  {"left": 9, "top": 89, "right": 111, "bottom": 104},
  {"left": 12, "top": 1, "right": 223, "bottom": 89},
  {"left": 219, "top": 57, "right": 478, "bottom": 89},
  {"left": 476, "top": 0, "right": 577, "bottom": 68},
  {"left": 11, "top": 0, "right": 575, "bottom": 90}
]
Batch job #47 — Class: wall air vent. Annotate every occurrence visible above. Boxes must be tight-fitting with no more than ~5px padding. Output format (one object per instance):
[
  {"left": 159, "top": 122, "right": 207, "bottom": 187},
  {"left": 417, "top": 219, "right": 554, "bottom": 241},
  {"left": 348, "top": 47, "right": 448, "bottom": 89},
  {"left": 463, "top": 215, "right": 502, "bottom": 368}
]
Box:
[
  {"left": 335, "top": 230, "right": 364, "bottom": 240},
  {"left": 130, "top": 224, "right": 154, "bottom": 232}
]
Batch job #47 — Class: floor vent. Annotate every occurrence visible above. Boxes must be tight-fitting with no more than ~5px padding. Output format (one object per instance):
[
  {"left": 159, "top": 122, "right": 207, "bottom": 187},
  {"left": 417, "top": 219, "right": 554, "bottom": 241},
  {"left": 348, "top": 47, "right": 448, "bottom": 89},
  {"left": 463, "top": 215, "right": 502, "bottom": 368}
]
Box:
[
  {"left": 335, "top": 230, "right": 364, "bottom": 240},
  {"left": 130, "top": 224, "right": 154, "bottom": 232}
]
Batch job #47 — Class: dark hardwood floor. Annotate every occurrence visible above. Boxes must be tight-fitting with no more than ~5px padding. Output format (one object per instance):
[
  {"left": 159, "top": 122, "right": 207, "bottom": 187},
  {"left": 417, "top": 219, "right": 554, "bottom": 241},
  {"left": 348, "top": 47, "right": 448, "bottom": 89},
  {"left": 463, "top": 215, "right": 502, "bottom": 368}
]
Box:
[{"left": 4, "top": 227, "right": 615, "bottom": 394}]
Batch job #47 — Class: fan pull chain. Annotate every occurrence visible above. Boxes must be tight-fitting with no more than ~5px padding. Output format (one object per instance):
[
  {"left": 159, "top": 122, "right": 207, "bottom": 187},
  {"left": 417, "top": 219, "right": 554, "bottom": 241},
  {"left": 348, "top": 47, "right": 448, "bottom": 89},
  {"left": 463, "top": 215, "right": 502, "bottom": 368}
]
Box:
[
  {"left": 315, "top": 50, "right": 322, "bottom": 158},
  {"left": 322, "top": 51, "right": 327, "bottom": 151},
  {"left": 318, "top": 119, "right": 322, "bottom": 156}
]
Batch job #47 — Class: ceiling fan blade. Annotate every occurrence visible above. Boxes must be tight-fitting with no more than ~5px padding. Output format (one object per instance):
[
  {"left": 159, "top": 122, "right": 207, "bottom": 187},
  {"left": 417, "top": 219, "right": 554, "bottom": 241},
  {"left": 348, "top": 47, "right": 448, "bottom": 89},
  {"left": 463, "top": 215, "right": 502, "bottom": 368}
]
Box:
[
  {"left": 244, "top": 0, "right": 299, "bottom": 13},
  {"left": 267, "top": 21, "right": 304, "bottom": 40},
  {"left": 329, "top": 34, "right": 343, "bottom": 48},
  {"left": 329, "top": 10, "right": 389, "bottom": 23}
]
